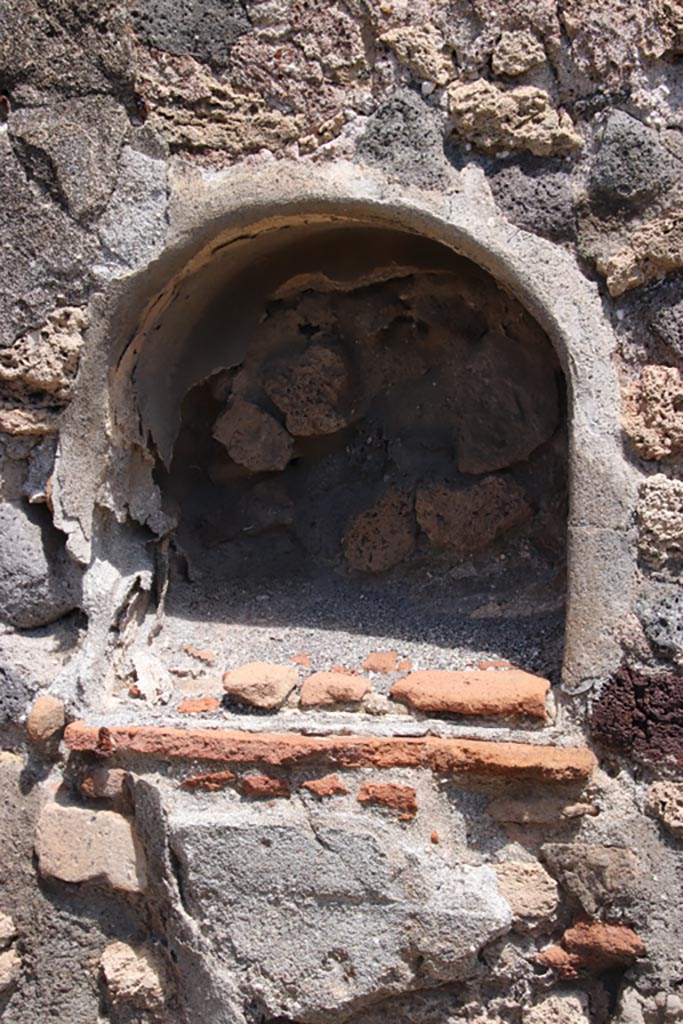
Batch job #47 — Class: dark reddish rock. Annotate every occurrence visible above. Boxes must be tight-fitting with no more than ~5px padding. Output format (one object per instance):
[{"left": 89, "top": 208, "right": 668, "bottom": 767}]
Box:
[
  {"left": 390, "top": 669, "right": 549, "bottom": 719},
  {"left": 358, "top": 782, "right": 418, "bottom": 819},
  {"left": 241, "top": 774, "right": 291, "bottom": 799},
  {"left": 178, "top": 696, "right": 221, "bottom": 715},
  {"left": 362, "top": 651, "right": 398, "bottom": 674},
  {"left": 591, "top": 663, "right": 683, "bottom": 765},
  {"left": 343, "top": 488, "right": 416, "bottom": 573},
  {"left": 263, "top": 343, "right": 352, "bottom": 436},
  {"left": 213, "top": 395, "right": 293, "bottom": 472},
  {"left": 65, "top": 724, "right": 597, "bottom": 783},
  {"left": 301, "top": 774, "right": 349, "bottom": 798},
  {"left": 536, "top": 921, "right": 646, "bottom": 977},
  {"left": 415, "top": 477, "right": 531, "bottom": 554},
  {"left": 180, "top": 769, "right": 237, "bottom": 792},
  {"left": 300, "top": 671, "right": 371, "bottom": 708}
]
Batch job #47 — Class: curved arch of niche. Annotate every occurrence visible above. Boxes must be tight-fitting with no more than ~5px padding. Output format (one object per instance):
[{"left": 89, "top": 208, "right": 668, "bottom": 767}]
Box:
[{"left": 54, "top": 160, "right": 635, "bottom": 694}]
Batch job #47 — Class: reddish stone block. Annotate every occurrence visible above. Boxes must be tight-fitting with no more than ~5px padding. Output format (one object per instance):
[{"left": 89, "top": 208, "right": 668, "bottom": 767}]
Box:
[
  {"left": 362, "top": 651, "right": 398, "bottom": 674},
  {"left": 300, "top": 672, "right": 371, "bottom": 708},
  {"left": 390, "top": 669, "right": 549, "bottom": 719},
  {"left": 177, "top": 696, "right": 221, "bottom": 715},
  {"left": 241, "top": 774, "right": 291, "bottom": 799},
  {"left": 181, "top": 769, "right": 237, "bottom": 792}
]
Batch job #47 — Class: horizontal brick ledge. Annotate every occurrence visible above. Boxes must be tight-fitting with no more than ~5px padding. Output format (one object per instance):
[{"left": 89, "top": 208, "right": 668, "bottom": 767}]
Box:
[{"left": 64, "top": 724, "right": 596, "bottom": 783}]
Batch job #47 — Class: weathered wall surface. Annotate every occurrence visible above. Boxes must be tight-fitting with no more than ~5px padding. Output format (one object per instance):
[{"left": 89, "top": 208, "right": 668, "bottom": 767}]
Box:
[{"left": 1, "top": 2, "right": 683, "bottom": 1023}]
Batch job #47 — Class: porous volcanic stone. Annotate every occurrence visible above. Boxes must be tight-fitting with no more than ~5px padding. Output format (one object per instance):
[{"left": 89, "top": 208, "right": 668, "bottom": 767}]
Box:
[
  {"left": 647, "top": 781, "right": 683, "bottom": 836},
  {"left": 343, "top": 489, "right": 416, "bottom": 574},
  {"left": 638, "top": 591, "right": 683, "bottom": 658},
  {"left": 264, "top": 343, "right": 352, "bottom": 436},
  {"left": 638, "top": 475, "right": 683, "bottom": 571},
  {"left": 130, "top": 0, "right": 249, "bottom": 69},
  {"left": 0, "top": 948, "right": 21, "bottom": 993},
  {"left": 491, "top": 30, "right": 546, "bottom": 77},
  {"left": 26, "top": 695, "right": 65, "bottom": 744},
  {"left": 223, "top": 662, "right": 298, "bottom": 709},
  {"left": 300, "top": 671, "right": 371, "bottom": 708},
  {"left": 357, "top": 782, "right": 418, "bottom": 818},
  {"left": 541, "top": 843, "right": 638, "bottom": 915},
  {"left": 390, "top": 669, "right": 549, "bottom": 719},
  {"left": 415, "top": 478, "right": 531, "bottom": 554},
  {"left": 623, "top": 365, "right": 683, "bottom": 460},
  {"left": 36, "top": 803, "right": 147, "bottom": 893},
  {"left": 212, "top": 396, "right": 293, "bottom": 472}
]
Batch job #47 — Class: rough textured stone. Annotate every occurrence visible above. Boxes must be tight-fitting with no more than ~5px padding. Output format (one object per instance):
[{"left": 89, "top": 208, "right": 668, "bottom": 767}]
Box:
[
  {"left": 130, "top": 0, "right": 249, "bottom": 69},
  {"left": 651, "top": 296, "right": 683, "bottom": 360},
  {"left": 524, "top": 991, "right": 591, "bottom": 1024},
  {"left": 537, "top": 921, "right": 646, "bottom": 978},
  {"left": 390, "top": 669, "right": 548, "bottom": 718},
  {"left": 343, "top": 488, "right": 416, "bottom": 574},
  {"left": 493, "top": 861, "right": 558, "bottom": 930},
  {"left": 100, "top": 940, "right": 166, "bottom": 1017},
  {"left": 0, "top": 134, "right": 96, "bottom": 347},
  {"left": 415, "top": 478, "right": 531, "bottom": 555},
  {"left": 487, "top": 795, "right": 598, "bottom": 826},
  {"left": 8, "top": 97, "right": 128, "bottom": 222},
  {"left": 0, "top": 662, "right": 33, "bottom": 725},
  {"left": 301, "top": 774, "right": 349, "bottom": 799},
  {"left": 380, "top": 25, "right": 454, "bottom": 85},
  {"left": 299, "top": 671, "right": 371, "bottom": 708},
  {"left": 0, "top": 306, "right": 86, "bottom": 402},
  {"left": 212, "top": 397, "right": 293, "bottom": 473},
  {"left": 0, "top": 947, "right": 21, "bottom": 993},
  {"left": 65, "top": 723, "right": 598, "bottom": 782},
  {"left": 592, "top": 662, "right": 683, "bottom": 762},
  {"left": 448, "top": 80, "right": 582, "bottom": 157},
  {"left": 588, "top": 111, "right": 682, "bottom": 215},
  {"left": 356, "top": 91, "right": 455, "bottom": 191},
  {"left": 177, "top": 695, "right": 221, "bottom": 714},
  {"left": 488, "top": 158, "right": 577, "bottom": 242},
  {"left": 0, "top": 501, "right": 80, "bottom": 628},
  {"left": 623, "top": 366, "right": 683, "bottom": 461},
  {"left": 491, "top": 30, "right": 546, "bottom": 77},
  {"left": 638, "top": 475, "right": 683, "bottom": 571},
  {"left": 264, "top": 343, "right": 352, "bottom": 437},
  {"left": 170, "top": 819, "right": 511, "bottom": 1020},
  {"left": 222, "top": 662, "right": 298, "bottom": 709},
  {"left": 0, "top": 912, "right": 16, "bottom": 950},
  {"left": 35, "top": 803, "right": 148, "bottom": 893},
  {"left": 26, "top": 695, "right": 65, "bottom": 744},
  {"left": 638, "top": 592, "right": 683, "bottom": 659},
  {"left": 593, "top": 212, "right": 683, "bottom": 297},
  {"left": 647, "top": 781, "right": 683, "bottom": 837},
  {"left": 79, "top": 767, "right": 129, "bottom": 805},
  {"left": 541, "top": 843, "right": 638, "bottom": 915},
  {"left": 357, "top": 781, "right": 418, "bottom": 818}
]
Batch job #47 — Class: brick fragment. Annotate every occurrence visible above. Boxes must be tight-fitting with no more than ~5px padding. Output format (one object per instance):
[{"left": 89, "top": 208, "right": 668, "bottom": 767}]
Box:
[
  {"left": 241, "top": 774, "right": 291, "bottom": 799},
  {"left": 180, "top": 769, "right": 236, "bottom": 792},
  {"left": 536, "top": 920, "right": 645, "bottom": 977},
  {"left": 362, "top": 651, "right": 398, "bottom": 674},
  {"left": 390, "top": 669, "right": 549, "bottom": 719},
  {"left": 65, "top": 724, "right": 597, "bottom": 783},
  {"left": 291, "top": 652, "right": 312, "bottom": 667},
  {"left": 183, "top": 644, "right": 215, "bottom": 664},
  {"left": 79, "top": 767, "right": 129, "bottom": 805},
  {"left": 300, "top": 671, "right": 371, "bottom": 707},
  {"left": 301, "top": 774, "right": 348, "bottom": 798},
  {"left": 178, "top": 696, "right": 221, "bottom": 715},
  {"left": 358, "top": 781, "right": 418, "bottom": 819}
]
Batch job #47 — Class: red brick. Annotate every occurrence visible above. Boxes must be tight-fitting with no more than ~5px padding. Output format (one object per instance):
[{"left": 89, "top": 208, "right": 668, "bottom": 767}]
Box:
[
  {"left": 390, "top": 669, "right": 549, "bottom": 719},
  {"left": 65, "top": 724, "right": 596, "bottom": 783},
  {"left": 301, "top": 774, "right": 349, "bottom": 798},
  {"left": 358, "top": 782, "right": 417, "bottom": 818},
  {"left": 181, "top": 769, "right": 236, "bottom": 791},
  {"left": 177, "top": 696, "right": 221, "bottom": 715}
]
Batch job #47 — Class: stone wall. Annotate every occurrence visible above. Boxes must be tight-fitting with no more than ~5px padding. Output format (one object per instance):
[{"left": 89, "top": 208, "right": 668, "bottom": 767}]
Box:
[{"left": 1, "top": 2, "right": 683, "bottom": 1023}]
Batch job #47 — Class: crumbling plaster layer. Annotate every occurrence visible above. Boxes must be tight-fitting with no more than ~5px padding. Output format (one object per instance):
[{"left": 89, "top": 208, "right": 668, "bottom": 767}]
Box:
[{"left": 52, "top": 157, "right": 635, "bottom": 693}]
